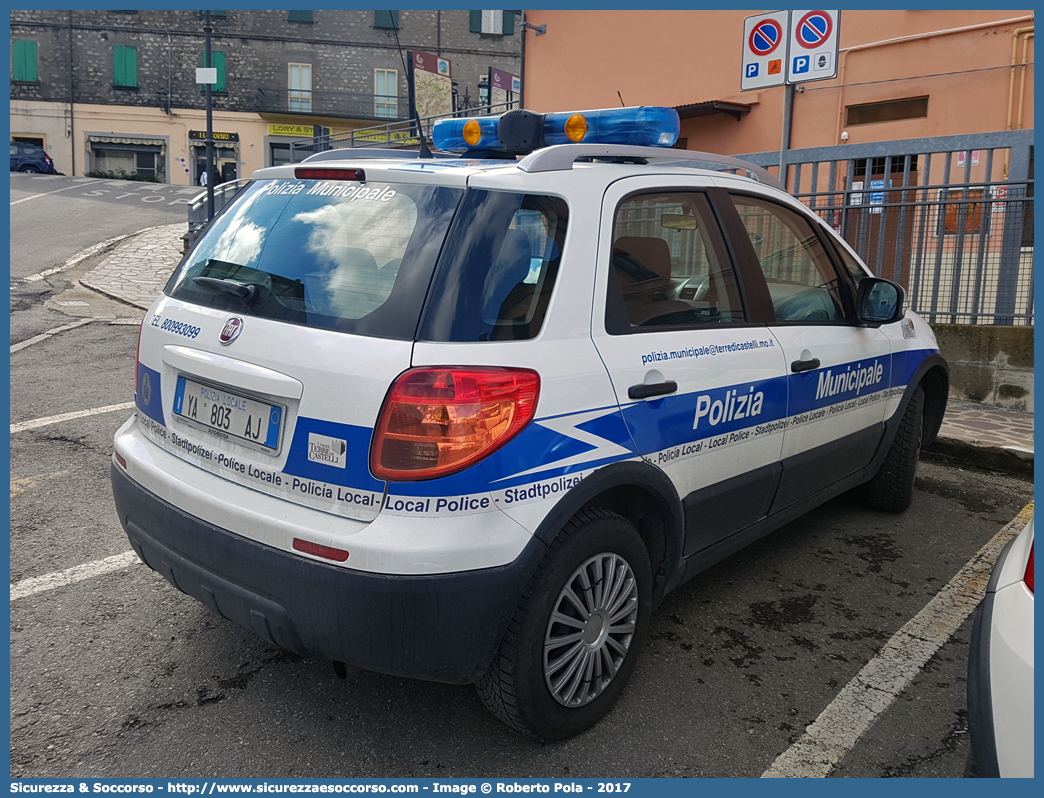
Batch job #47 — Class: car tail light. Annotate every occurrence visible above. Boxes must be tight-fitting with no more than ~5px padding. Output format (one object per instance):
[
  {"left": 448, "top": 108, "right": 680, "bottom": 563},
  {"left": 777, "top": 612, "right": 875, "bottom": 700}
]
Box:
[
  {"left": 371, "top": 367, "right": 540, "bottom": 481},
  {"left": 1024, "top": 543, "right": 1034, "bottom": 593},
  {"left": 134, "top": 318, "right": 144, "bottom": 394}
]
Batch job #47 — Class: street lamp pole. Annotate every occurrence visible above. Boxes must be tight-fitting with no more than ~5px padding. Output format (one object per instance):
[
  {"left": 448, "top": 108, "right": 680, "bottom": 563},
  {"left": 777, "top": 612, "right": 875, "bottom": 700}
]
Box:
[{"left": 204, "top": 10, "right": 215, "bottom": 221}]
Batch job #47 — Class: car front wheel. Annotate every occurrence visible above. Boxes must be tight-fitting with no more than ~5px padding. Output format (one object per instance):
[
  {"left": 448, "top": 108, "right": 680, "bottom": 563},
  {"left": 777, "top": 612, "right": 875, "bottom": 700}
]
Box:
[
  {"left": 862, "top": 385, "right": 924, "bottom": 512},
  {"left": 476, "top": 507, "right": 652, "bottom": 739}
]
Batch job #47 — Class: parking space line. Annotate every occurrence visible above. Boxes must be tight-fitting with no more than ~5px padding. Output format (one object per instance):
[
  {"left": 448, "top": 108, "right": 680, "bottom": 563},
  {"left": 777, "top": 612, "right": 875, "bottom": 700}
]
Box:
[
  {"left": 10, "top": 401, "right": 135, "bottom": 433},
  {"left": 10, "top": 183, "right": 88, "bottom": 205},
  {"left": 10, "top": 318, "right": 96, "bottom": 353},
  {"left": 10, "top": 550, "right": 140, "bottom": 602},
  {"left": 762, "top": 501, "right": 1034, "bottom": 778}
]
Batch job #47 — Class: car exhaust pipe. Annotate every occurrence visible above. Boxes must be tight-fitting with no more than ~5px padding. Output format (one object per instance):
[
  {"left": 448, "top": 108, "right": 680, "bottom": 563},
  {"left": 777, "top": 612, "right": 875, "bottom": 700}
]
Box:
[{"left": 332, "top": 660, "right": 360, "bottom": 680}]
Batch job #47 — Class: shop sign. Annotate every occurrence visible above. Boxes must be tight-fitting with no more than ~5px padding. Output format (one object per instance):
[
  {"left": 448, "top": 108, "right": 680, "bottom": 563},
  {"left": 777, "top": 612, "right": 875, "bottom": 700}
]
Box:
[
  {"left": 189, "top": 130, "right": 240, "bottom": 142},
  {"left": 268, "top": 124, "right": 318, "bottom": 137}
]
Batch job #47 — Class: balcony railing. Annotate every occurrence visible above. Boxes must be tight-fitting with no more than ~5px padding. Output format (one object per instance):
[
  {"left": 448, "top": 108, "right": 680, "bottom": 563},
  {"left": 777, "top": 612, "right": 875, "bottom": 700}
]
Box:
[
  {"left": 253, "top": 88, "right": 408, "bottom": 121},
  {"left": 288, "top": 99, "right": 520, "bottom": 160}
]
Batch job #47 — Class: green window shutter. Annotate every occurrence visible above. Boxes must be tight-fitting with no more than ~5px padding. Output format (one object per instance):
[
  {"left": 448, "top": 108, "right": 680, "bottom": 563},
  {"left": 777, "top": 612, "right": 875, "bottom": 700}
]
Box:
[
  {"left": 374, "top": 10, "right": 399, "bottom": 29},
  {"left": 213, "top": 51, "right": 226, "bottom": 92},
  {"left": 503, "top": 11, "right": 514, "bottom": 35},
  {"left": 470, "top": 10, "right": 482, "bottom": 33},
  {"left": 113, "top": 45, "right": 137, "bottom": 88},
  {"left": 13, "top": 40, "right": 38, "bottom": 82},
  {"left": 201, "top": 50, "right": 226, "bottom": 91},
  {"left": 288, "top": 11, "right": 313, "bottom": 23}
]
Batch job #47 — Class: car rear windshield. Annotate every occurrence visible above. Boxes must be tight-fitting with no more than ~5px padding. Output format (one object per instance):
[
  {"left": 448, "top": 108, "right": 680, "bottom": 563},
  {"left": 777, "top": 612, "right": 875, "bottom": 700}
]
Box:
[
  {"left": 166, "top": 178, "right": 463, "bottom": 340},
  {"left": 418, "top": 190, "right": 568, "bottom": 342}
]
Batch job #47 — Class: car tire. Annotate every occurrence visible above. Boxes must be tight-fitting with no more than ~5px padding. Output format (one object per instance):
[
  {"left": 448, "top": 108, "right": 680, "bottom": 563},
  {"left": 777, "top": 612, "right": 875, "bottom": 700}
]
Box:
[
  {"left": 19, "top": 165, "right": 40, "bottom": 174},
  {"left": 476, "top": 507, "right": 652, "bottom": 740},
  {"left": 862, "top": 385, "right": 924, "bottom": 512}
]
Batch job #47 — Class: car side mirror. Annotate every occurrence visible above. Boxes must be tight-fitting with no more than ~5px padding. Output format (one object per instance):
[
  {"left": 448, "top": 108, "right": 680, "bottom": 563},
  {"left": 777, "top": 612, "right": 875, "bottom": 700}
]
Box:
[{"left": 855, "top": 277, "right": 904, "bottom": 326}]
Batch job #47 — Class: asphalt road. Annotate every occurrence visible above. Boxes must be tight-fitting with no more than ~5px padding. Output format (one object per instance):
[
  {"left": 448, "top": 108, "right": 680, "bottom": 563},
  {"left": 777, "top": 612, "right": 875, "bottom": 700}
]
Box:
[
  {"left": 9, "top": 173, "right": 193, "bottom": 346},
  {"left": 8, "top": 319, "right": 1032, "bottom": 778}
]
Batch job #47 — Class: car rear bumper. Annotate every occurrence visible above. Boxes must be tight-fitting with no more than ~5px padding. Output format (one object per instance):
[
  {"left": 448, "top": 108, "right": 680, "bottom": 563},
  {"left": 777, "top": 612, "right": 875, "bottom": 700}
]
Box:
[{"left": 111, "top": 463, "right": 546, "bottom": 684}]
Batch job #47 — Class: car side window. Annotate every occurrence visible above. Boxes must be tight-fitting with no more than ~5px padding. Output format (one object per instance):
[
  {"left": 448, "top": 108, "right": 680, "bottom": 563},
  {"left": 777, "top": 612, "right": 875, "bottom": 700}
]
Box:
[
  {"left": 730, "top": 194, "right": 849, "bottom": 324},
  {"left": 831, "top": 237, "right": 870, "bottom": 287},
  {"left": 606, "top": 192, "right": 743, "bottom": 332}
]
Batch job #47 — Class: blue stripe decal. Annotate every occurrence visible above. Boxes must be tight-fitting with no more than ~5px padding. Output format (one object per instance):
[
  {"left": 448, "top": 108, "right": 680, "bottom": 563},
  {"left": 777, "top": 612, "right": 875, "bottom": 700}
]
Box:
[
  {"left": 386, "top": 461, "right": 490, "bottom": 497},
  {"left": 786, "top": 355, "right": 892, "bottom": 416},
  {"left": 282, "top": 417, "right": 384, "bottom": 492},
  {"left": 135, "top": 363, "right": 165, "bottom": 425},
  {"left": 890, "top": 348, "right": 940, "bottom": 387},
  {"left": 620, "top": 374, "right": 787, "bottom": 453}
]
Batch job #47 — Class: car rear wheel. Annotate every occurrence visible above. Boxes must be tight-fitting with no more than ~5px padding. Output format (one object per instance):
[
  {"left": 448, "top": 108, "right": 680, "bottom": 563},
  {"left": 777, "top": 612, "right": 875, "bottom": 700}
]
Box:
[
  {"left": 476, "top": 507, "right": 652, "bottom": 739},
  {"left": 862, "top": 385, "right": 924, "bottom": 512},
  {"left": 19, "top": 165, "right": 40, "bottom": 174}
]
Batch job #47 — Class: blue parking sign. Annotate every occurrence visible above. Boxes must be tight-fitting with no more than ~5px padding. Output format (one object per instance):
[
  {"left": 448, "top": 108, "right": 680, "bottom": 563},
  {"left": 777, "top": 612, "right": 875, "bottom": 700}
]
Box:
[
  {"left": 793, "top": 55, "right": 810, "bottom": 74},
  {"left": 745, "top": 63, "right": 759, "bottom": 78}
]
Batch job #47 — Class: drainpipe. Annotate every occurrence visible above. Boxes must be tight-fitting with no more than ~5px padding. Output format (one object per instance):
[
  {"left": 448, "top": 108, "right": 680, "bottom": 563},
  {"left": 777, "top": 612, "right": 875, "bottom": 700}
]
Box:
[
  {"left": 1006, "top": 26, "right": 1034, "bottom": 131},
  {"left": 832, "top": 15, "right": 1035, "bottom": 146},
  {"left": 520, "top": 10, "right": 526, "bottom": 109},
  {"left": 1015, "top": 33, "right": 1033, "bottom": 131}
]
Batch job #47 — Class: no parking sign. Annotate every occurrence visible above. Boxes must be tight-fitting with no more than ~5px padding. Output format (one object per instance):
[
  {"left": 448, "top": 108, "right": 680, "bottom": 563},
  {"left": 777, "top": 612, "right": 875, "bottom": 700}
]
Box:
[
  {"left": 786, "top": 10, "right": 840, "bottom": 83},
  {"left": 741, "top": 10, "right": 789, "bottom": 90},
  {"left": 742, "top": 10, "right": 840, "bottom": 90}
]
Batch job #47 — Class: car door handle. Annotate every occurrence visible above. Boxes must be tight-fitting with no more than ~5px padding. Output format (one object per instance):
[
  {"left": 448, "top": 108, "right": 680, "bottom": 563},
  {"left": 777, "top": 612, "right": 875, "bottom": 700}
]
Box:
[
  {"left": 628, "top": 381, "right": 678, "bottom": 400},
  {"left": 791, "top": 358, "right": 821, "bottom": 373}
]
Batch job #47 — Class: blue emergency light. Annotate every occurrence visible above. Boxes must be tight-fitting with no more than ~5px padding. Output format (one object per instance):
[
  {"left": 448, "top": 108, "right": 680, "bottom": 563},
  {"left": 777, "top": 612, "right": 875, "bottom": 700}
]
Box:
[{"left": 432, "top": 106, "right": 680, "bottom": 154}]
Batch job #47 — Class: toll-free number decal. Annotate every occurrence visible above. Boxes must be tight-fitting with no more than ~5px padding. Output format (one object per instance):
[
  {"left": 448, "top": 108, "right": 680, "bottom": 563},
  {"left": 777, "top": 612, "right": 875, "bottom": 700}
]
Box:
[{"left": 150, "top": 314, "right": 201, "bottom": 339}]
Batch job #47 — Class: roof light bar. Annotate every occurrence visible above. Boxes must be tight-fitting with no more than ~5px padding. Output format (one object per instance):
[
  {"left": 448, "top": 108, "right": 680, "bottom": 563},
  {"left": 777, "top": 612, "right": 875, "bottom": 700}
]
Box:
[
  {"left": 431, "top": 106, "right": 681, "bottom": 155},
  {"left": 432, "top": 116, "right": 500, "bottom": 151},
  {"left": 543, "top": 107, "right": 680, "bottom": 148}
]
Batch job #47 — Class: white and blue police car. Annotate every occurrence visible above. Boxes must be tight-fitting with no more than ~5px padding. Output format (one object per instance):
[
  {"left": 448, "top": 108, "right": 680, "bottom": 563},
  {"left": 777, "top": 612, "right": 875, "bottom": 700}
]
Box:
[{"left": 111, "top": 106, "right": 949, "bottom": 739}]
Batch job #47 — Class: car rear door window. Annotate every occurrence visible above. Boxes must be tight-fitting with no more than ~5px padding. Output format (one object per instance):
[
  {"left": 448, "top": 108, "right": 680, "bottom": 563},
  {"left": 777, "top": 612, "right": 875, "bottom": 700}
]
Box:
[
  {"left": 418, "top": 190, "right": 568, "bottom": 342},
  {"left": 606, "top": 192, "right": 744, "bottom": 331}
]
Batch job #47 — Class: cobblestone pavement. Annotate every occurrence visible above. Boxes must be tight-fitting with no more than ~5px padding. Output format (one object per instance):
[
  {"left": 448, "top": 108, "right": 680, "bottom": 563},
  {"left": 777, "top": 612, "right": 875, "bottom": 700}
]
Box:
[
  {"left": 80, "top": 222, "right": 185, "bottom": 310},
  {"left": 79, "top": 223, "right": 1034, "bottom": 466}
]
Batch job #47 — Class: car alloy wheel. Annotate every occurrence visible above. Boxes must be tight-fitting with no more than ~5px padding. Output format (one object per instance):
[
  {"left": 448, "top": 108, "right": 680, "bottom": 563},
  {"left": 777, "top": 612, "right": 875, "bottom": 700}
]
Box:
[{"left": 543, "top": 551, "right": 639, "bottom": 707}]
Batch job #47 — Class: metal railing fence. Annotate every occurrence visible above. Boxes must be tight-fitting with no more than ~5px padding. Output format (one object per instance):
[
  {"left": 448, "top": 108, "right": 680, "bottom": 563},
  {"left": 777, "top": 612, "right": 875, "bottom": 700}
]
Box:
[
  {"left": 288, "top": 100, "right": 519, "bottom": 161},
  {"left": 740, "top": 131, "right": 1034, "bottom": 325},
  {"left": 185, "top": 179, "right": 251, "bottom": 248}
]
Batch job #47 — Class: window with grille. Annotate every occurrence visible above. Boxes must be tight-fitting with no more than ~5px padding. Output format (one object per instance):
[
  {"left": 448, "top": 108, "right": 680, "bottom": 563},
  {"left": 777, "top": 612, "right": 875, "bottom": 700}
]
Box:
[
  {"left": 470, "top": 10, "right": 515, "bottom": 35},
  {"left": 374, "top": 69, "right": 398, "bottom": 119},
  {"left": 288, "top": 63, "right": 312, "bottom": 112}
]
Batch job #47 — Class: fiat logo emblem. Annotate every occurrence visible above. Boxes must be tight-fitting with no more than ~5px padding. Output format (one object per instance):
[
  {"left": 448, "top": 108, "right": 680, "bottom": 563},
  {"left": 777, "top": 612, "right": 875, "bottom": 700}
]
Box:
[{"left": 219, "top": 317, "right": 244, "bottom": 345}]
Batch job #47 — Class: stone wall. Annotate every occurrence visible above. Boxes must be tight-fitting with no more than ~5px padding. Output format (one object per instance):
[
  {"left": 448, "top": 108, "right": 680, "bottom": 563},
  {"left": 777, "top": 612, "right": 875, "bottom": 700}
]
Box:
[
  {"left": 10, "top": 10, "right": 520, "bottom": 116},
  {"left": 930, "top": 324, "right": 1034, "bottom": 413}
]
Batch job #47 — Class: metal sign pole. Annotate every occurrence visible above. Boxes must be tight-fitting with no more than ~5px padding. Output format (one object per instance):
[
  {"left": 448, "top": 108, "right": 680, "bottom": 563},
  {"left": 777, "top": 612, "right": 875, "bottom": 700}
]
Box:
[
  {"left": 204, "top": 10, "right": 215, "bottom": 221},
  {"left": 779, "top": 82, "right": 795, "bottom": 191}
]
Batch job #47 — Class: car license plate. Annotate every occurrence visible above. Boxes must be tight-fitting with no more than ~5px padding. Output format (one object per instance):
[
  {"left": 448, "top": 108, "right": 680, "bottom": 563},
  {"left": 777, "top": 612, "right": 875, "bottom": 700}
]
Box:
[{"left": 173, "top": 376, "right": 282, "bottom": 451}]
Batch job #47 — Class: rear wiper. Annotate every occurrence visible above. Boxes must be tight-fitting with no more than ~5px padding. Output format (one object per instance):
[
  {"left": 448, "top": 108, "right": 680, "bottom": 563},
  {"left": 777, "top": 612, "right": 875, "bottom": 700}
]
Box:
[{"left": 192, "top": 276, "right": 258, "bottom": 303}]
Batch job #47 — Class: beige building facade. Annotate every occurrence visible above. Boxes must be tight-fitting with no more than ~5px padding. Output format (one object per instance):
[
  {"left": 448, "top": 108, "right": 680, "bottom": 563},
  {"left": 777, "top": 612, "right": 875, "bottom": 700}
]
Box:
[{"left": 523, "top": 10, "right": 1034, "bottom": 162}]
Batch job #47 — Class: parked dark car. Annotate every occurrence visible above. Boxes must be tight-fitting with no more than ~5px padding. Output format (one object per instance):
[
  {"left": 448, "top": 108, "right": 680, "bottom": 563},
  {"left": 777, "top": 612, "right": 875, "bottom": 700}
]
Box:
[{"left": 10, "top": 141, "right": 57, "bottom": 174}]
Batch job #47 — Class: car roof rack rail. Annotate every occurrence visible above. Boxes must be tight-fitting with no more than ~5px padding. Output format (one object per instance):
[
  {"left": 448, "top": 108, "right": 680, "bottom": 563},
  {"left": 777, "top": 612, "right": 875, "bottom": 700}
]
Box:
[{"left": 517, "top": 144, "right": 782, "bottom": 189}]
